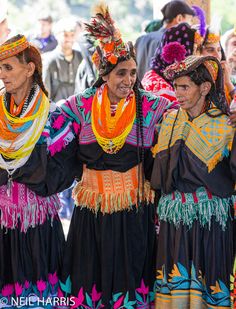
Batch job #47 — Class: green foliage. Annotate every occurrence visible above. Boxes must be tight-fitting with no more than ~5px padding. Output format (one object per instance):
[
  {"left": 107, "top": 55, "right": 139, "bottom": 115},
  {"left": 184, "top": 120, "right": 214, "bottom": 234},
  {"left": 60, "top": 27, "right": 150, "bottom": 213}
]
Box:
[{"left": 6, "top": 0, "right": 234, "bottom": 40}]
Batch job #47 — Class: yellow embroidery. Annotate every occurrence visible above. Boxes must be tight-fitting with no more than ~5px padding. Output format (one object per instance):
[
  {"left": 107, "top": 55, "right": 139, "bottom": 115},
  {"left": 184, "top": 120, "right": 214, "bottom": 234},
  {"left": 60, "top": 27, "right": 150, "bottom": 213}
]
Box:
[{"left": 154, "top": 108, "right": 234, "bottom": 172}]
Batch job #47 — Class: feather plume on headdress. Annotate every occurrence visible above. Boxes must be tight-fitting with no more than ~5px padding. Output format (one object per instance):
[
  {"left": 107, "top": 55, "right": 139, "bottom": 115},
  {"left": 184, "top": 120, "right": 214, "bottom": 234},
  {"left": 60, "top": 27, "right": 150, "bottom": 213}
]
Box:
[
  {"left": 85, "top": 3, "right": 132, "bottom": 75},
  {"left": 192, "top": 5, "right": 206, "bottom": 37}
]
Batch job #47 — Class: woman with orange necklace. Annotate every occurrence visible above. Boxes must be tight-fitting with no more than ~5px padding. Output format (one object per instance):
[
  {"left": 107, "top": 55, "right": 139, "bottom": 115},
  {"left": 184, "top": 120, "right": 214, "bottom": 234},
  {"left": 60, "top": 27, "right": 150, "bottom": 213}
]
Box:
[
  {"left": 0, "top": 34, "right": 78, "bottom": 308},
  {"left": 36, "top": 5, "right": 172, "bottom": 308}
]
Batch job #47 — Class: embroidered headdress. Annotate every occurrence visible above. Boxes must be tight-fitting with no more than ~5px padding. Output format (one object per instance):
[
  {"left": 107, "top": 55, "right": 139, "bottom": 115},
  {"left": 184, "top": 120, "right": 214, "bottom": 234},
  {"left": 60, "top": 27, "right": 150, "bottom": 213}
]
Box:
[
  {"left": 85, "top": 3, "right": 135, "bottom": 76},
  {"left": 0, "top": 34, "right": 45, "bottom": 89},
  {"left": 163, "top": 55, "right": 221, "bottom": 81},
  {"left": 0, "top": 35, "right": 29, "bottom": 61}
]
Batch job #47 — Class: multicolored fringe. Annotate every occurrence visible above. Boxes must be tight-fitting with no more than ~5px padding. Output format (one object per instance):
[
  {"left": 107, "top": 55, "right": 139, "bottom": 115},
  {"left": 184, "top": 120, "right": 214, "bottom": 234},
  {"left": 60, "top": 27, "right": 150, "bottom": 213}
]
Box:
[
  {"left": 0, "top": 182, "right": 61, "bottom": 232},
  {"left": 158, "top": 187, "right": 235, "bottom": 230},
  {"left": 60, "top": 276, "right": 155, "bottom": 308},
  {"left": 73, "top": 181, "right": 155, "bottom": 214},
  {"left": 73, "top": 164, "right": 155, "bottom": 214},
  {"left": 42, "top": 106, "right": 76, "bottom": 157},
  {"left": 155, "top": 262, "right": 231, "bottom": 309}
]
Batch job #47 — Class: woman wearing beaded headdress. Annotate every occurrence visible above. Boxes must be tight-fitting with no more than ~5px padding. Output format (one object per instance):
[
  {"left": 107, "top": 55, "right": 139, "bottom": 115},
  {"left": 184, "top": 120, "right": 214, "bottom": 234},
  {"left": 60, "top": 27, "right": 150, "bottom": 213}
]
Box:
[
  {"left": 0, "top": 34, "right": 74, "bottom": 307},
  {"left": 151, "top": 55, "right": 235, "bottom": 308},
  {"left": 41, "top": 4, "right": 174, "bottom": 308}
]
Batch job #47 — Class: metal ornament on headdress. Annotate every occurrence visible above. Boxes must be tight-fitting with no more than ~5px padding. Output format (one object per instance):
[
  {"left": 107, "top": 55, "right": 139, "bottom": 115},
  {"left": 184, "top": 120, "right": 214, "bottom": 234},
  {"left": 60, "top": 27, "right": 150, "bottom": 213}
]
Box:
[
  {"left": 85, "top": 4, "right": 133, "bottom": 75},
  {"left": 163, "top": 55, "right": 219, "bottom": 83},
  {"left": 0, "top": 36, "right": 30, "bottom": 61}
]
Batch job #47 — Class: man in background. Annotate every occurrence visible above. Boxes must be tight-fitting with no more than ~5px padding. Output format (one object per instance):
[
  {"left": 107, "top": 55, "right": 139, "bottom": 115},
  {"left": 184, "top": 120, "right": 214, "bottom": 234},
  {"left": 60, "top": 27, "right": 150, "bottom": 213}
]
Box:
[
  {"left": 43, "top": 17, "right": 95, "bottom": 102},
  {"left": 135, "top": 0, "right": 195, "bottom": 80},
  {"left": 29, "top": 13, "right": 57, "bottom": 53}
]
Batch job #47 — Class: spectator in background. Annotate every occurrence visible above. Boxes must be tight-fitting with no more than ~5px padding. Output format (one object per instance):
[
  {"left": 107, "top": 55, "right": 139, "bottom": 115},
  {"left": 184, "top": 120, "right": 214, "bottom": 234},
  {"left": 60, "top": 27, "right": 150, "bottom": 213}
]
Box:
[
  {"left": 200, "top": 25, "right": 235, "bottom": 103},
  {"left": 222, "top": 27, "right": 236, "bottom": 58},
  {"left": 222, "top": 27, "right": 236, "bottom": 86},
  {"left": 29, "top": 13, "right": 58, "bottom": 53},
  {"left": 73, "top": 18, "right": 96, "bottom": 93},
  {"left": 43, "top": 17, "right": 94, "bottom": 102},
  {"left": 135, "top": 0, "right": 195, "bottom": 80},
  {"left": 144, "top": 18, "right": 163, "bottom": 34},
  {"left": 228, "top": 49, "right": 236, "bottom": 85}
]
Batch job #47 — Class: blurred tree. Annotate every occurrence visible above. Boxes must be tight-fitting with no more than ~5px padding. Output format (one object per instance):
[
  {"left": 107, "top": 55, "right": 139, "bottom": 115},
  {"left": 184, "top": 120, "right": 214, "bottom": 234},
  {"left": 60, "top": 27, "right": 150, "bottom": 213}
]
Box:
[{"left": 6, "top": 0, "right": 235, "bottom": 40}]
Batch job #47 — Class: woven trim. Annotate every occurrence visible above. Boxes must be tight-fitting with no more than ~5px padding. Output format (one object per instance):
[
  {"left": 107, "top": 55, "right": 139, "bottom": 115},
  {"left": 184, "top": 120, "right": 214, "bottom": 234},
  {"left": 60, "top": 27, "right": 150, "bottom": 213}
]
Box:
[{"left": 73, "top": 180, "right": 154, "bottom": 214}]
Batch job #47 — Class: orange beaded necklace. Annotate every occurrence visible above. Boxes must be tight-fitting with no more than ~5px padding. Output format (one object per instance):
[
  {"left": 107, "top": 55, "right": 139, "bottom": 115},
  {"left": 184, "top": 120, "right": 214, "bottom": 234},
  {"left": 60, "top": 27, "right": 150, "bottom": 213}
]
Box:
[{"left": 91, "top": 84, "right": 136, "bottom": 153}]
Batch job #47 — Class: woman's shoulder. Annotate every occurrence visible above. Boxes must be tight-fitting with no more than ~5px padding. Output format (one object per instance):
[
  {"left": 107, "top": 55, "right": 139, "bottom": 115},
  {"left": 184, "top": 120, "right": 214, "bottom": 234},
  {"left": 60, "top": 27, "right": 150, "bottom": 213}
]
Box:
[
  {"left": 139, "top": 88, "right": 170, "bottom": 108},
  {"left": 75, "top": 86, "right": 97, "bottom": 101}
]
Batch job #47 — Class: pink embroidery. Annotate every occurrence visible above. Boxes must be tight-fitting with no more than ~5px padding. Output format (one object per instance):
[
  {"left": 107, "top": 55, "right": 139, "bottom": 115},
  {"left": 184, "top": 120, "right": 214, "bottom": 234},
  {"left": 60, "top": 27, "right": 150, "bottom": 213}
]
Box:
[
  {"left": 114, "top": 295, "right": 125, "bottom": 309},
  {"left": 52, "top": 115, "right": 65, "bottom": 129},
  {"left": 48, "top": 130, "right": 73, "bottom": 156},
  {"left": 0, "top": 182, "right": 60, "bottom": 232},
  {"left": 142, "top": 96, "right": 154, "bottom": 118},
  {"left": 91, "top": 284, "right": 102, "bottom": 302},
  {"left": 15, "top": 283, "right": 23, "bottom": 297},
  {"left": 37, "top": 279, "right": 47, "bottom": 298},
  {"left": 136, "top": 279, "right": 149, "bottom": 295},
  {"left": 81, "top": 97, "right": 93, "bottom": 115}
]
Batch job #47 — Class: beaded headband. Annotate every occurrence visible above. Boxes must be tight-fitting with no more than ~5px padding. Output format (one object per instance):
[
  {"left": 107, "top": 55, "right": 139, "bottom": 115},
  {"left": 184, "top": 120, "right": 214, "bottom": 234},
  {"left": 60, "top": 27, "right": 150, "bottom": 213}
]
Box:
[
  {"left": 164, "top": 55, "right": 219, "bottom": 82},
  {"left": 0, "top": 36, "right": 29, "bottom": 61},
  {"left": 206, "top": 33, "right": 220, "bottom": 44},
  {"left": 85, "top": 4, "right": 133, "bottom": 76}
]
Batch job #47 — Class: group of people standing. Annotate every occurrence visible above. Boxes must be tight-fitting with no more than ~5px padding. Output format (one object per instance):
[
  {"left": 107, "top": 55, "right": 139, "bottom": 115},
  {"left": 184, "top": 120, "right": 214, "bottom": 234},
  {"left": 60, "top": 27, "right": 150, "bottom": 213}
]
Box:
[{"left": 0, "top": 2, "right": 235, "bottom": 309}]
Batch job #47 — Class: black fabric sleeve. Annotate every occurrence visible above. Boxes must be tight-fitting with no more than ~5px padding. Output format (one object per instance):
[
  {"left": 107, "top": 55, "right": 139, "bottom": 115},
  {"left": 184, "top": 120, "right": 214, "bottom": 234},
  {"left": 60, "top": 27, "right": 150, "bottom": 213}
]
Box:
[
  {"left": 12, "top": 140, "right": 82, "bottom": 197},
  {"left": 0, "top": 169, "right": 8, "bottom": 186}
]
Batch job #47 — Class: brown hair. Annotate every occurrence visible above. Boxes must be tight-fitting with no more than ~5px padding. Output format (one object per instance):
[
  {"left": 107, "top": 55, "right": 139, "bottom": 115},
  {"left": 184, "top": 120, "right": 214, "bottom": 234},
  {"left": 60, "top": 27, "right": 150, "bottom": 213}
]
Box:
[{"left": 3, "top": 34, "right": 49, "bottom": 97}]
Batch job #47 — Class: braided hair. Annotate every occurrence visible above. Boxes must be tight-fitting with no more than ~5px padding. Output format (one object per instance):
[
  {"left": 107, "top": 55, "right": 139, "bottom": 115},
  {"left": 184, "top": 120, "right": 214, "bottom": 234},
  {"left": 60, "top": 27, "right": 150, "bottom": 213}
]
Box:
[{"left": 133, "top": 78, "right": 145, "bottom": 206}]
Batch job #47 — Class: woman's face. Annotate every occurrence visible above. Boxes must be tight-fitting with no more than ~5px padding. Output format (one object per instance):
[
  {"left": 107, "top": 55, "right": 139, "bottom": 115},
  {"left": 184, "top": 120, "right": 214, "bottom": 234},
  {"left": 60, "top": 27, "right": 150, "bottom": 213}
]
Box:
[
  {"left": 0, "top": 56, "right": 34, "bottom": 95},
  {"left": 173, "top": 75, "right": 208, "bottom": 118},
  {"left": 103, "top": 58, "right": 137, "bottom": 103},
  {"left": 201, "top": 42, "right": 222, "bottom": 61}
]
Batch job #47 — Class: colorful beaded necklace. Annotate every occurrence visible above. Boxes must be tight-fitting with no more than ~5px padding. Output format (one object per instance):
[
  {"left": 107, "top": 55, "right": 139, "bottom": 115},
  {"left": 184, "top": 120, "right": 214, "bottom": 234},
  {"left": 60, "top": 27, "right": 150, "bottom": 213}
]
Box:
[
  {"left": 0, "top": 85, "right": 50, "bottom": 176},
  {"left": 91, "top": 83, "right": 136, "bottom": 154}
]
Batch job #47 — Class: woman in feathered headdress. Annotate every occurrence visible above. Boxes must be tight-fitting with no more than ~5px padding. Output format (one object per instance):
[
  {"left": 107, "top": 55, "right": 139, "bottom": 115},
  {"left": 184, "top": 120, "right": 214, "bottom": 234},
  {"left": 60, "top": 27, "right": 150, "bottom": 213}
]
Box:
[{"left": 53, "top": 3, "right": 173, "bottom": 307}]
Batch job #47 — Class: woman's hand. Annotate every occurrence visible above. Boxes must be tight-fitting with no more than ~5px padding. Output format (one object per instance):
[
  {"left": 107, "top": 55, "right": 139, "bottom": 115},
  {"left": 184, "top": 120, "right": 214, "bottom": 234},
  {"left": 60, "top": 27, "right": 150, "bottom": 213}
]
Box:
[{"left": 228, "top": 110, "right": 236, "bottom": 128}]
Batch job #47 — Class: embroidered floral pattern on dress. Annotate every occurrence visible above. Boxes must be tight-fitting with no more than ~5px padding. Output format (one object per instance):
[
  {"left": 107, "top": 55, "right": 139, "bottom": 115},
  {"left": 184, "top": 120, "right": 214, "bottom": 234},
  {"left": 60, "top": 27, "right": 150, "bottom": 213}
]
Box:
[
  {"left": 60, "top": 277, "right": 155, "bottom": 308},
  {"left": 155, "top": 262, "right": 231, "bottom": 308},
  {"left": 0, "top": 273, "right": 60, "bottom": 309}
]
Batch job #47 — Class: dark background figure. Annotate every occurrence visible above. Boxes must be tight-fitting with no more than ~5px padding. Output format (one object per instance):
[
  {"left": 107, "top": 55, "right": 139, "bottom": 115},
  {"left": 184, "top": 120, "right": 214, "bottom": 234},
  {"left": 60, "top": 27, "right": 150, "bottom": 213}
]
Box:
[
  {"left": 28, "top": 13, "right": 58, "bottom": 54},
  {"left": 135, "top": 0, "right": 195, "bottom": 81},
  {"left": 43, "top": 17, "right": 95, "bottom": 103}
]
